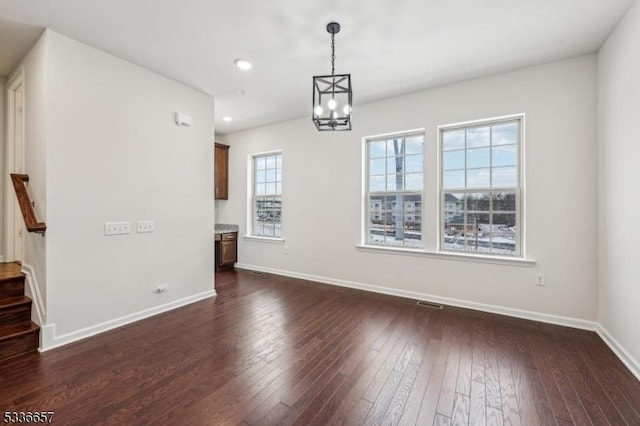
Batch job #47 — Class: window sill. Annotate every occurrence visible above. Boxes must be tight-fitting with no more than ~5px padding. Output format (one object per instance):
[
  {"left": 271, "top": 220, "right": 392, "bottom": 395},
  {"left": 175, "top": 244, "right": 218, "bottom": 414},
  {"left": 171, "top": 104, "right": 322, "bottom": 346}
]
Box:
[
  {"left": 355, "top": 244, "right": 535, "bottom": 267},
  {"left": 243, "top": 235, "right": 285, "bottom": 244}
]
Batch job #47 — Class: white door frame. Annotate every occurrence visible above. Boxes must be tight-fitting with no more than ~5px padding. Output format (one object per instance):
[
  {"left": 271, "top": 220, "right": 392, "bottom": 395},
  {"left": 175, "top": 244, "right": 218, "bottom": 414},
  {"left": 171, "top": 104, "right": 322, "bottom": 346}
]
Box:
[{"left": 4, "top": 66, "right": 26, "bottom": 262}]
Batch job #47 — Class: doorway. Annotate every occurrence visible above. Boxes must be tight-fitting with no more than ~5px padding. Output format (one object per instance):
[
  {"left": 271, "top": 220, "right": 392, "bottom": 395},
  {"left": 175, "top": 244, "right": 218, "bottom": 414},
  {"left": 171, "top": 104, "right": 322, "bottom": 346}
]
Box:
[{"left": 4, "top": 67, "right": 25, "bottom": 263}]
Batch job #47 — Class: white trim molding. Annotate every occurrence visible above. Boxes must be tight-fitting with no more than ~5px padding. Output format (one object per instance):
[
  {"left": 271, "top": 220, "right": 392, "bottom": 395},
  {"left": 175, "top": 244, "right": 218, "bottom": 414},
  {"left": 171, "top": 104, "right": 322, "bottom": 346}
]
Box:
[
  {"left": 235, "top": 263, "right": 596, "bottom": 331},
  {"left": 40, "top": 290, "right": 216, "bottom": 351},
  {"left": 596, "top": 325, "right": 640, "bottom": 382},
  {"left": 21, "top": 262, "right": 45, "bottom": 326}
]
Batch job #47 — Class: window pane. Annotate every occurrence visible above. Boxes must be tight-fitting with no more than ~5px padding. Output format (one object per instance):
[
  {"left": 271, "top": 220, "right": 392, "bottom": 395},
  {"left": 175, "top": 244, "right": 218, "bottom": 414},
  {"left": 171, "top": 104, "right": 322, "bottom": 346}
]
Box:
[
  {"left": 276, "top": 182, "right": 281, "bottom": 195},
  {"left": 467, "top": 168, "right": 490, "bottom": 188},
  {"left": 442, "top": 129, "right": 465, "bottom": 151},
  {"left": 492, "top": 122, "right": 519, "bottom": 146},
  {"left": 467, "top": 147, "right": 490, "bottom": 168},
  {"left": 443, "top": 193, "right": 463, "bottom": 213},
  {"left": 491, "top": 213, "right": 516, "bottom": 255},
  {"left": 266, "top": 169, "right": 276, "bottom": 182},
  {"left": 443, "top": 150, "right": 464, "bottom": 171},
  {"left": 370, "top": 141, "right": 386, "bottom": 158},
  {"left": 405, "top": 173, "right": 423, "bottom": 191},
  {"left": 265, "top": 182, "right": 276, "bottom": 195},
  {"left": 256, "top": 156, "right": 266, "bottom": 170},
  {"left": 387, "top": 140, "right": 402, "bottom": 156},
  {"left": 466, "top": 213, "right": 490, "bottom": 253},
  {"left": 256, "top": 183, "right": 266, "bottom": 196},
  {"left": 405, "top": 155, "right": 422, "bottom": 173},
  {"left": 443, "top": 212, "right": 466, "bottom": 252},
  {"left": 404, "top": 194, "right": 422, "bottom": 248},
  {"left": 370, "top": 175, "right": 385, "bottom": 192},
  {"left": 467, "top": 126, "right": 490, "bottom": 148},
  {"left": 387, "top": 175, "right": 400, "bottom": 191},
  {"left": 405, "top": 136, "right": 423, "bottom": 155},
  {"left": 265, "top": 155, "right": 276, "bottom": 169},
  {"left": 370, "top": 158, "right": 385, "bottom": 175},
  {"left": 443, "top": 170, "right": 465, "bottom": 189},
  {"left": 492, "top": 145, "right": 517, "bottom": 167},
  {"left": 492, "top": 166, "right": 518, "bottom": 187},
  {"left": 369, "top": 195, "right": 385, "bottom": 246},
  {"left": 254, "top": 219, "right": 263, "bottom": 236},
  {"left": 256, "top": 169, "right": 266, "bottom": 183},
  {"left": 387, "top": 156, "right": 403, "bottom": 175},
  {"left": 492, "top": 192, "right": 516, "bottom": 211},
  {"left": 276, "top": 154, "right": 282, "bottom": 168},
  {"left": 276, "top": 169, "right": 282, "bottom": 182},
  {"left": 465, "top": 193, "right": 490, "bottom": 211}
]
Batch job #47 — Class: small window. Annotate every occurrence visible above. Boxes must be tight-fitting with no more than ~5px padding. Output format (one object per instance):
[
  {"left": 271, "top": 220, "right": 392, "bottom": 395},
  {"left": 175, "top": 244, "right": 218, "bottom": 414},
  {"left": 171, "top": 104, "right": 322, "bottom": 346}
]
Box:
[
  {"left": 365, "top": 132, "right": 424, "bottom": 248},
  {"left": 440, "top": 116, "right": 522, "bottom": 256},
  {"left": 252, "top": 152, "right": 282, "bottom": 238}
]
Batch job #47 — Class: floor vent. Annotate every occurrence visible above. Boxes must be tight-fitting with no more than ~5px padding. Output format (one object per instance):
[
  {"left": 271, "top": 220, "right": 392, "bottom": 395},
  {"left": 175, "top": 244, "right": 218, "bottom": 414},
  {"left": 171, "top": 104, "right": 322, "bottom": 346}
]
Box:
[{"left": 417, "top": 300, "right": 443, "bottom": 309}]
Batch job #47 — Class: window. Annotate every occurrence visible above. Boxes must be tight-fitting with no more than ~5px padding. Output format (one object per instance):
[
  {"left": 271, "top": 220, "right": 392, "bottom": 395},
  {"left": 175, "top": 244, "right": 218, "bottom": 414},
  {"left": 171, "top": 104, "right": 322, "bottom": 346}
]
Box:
[
  {"left": 366, "top": 132, "right": 424, "bottom": 248},
  {"left": 252, "top": 152, "right": 282, "bottom": 238},
  {"left": 440, "top": 116, "right": 522, "bottom": 256}
]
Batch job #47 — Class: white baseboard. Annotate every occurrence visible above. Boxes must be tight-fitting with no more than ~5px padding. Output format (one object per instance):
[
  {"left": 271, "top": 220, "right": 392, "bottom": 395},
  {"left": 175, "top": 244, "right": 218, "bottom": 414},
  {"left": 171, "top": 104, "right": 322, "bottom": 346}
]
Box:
[
  {"left": 235, "top": 263, "right": 598, "bottom": 331},
  {"left": 596, "top": 325, "right": 640, "bottom": 382},
  {"left": 40, "top": 290, "right": 216, "bottom": 351}
]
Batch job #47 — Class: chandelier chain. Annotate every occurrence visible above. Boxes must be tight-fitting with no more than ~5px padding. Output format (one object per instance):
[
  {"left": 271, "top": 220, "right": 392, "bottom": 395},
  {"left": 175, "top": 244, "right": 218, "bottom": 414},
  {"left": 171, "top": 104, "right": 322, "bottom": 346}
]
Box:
[{"left": 331, "top": 33, "right": 335, "bottom": 76}]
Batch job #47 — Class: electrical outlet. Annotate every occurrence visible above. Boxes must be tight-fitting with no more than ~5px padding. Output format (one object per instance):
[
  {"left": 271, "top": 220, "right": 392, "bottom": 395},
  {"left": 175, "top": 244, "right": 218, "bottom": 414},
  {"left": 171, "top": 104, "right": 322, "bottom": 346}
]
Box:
[
  {"left": 535, "top": 273, "right": 545, "bottom": 286},
  {"left": 137, "top": 220, "right": 155, "bottom": 233},
  {"left": 105, "top": 222, "right": 131, "bottom": 236},
  {"left": 155, "top": 284, "right": 169, "bottom": 293}
]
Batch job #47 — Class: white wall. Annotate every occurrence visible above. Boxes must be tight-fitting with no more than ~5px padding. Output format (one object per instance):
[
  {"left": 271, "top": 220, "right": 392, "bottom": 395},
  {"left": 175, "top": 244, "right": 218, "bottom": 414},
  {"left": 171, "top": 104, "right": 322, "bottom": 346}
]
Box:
[
  {"left": 19, "top": 33, "right": 48, "bottom": 312},
  {"left": 40, "top": 31, "right": 215, "bottom": 340},
  {"left": 0, "top": 77, "right": 5, "bottom": 260},
  {"left": 598, "top": 1, "right": 640, "bottom": 370},
  {"left": 218, "top": 55, "right": 599, "bottom": 322}
]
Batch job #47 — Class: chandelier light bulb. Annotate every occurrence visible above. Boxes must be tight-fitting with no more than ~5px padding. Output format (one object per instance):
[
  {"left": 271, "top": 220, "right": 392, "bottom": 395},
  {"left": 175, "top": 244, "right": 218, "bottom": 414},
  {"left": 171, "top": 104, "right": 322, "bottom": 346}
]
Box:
[
  {"left": 330, "top": 110, "right": 338, "bottom": 119},
  {"left": 314, "top": 105, "right": 323, "bottom": 116},
  {"left": 343, "top": 104, "right": 351, "bottom": 115},
  {"left": 328, "top": 99, "right": 337, "bottom": 110}
]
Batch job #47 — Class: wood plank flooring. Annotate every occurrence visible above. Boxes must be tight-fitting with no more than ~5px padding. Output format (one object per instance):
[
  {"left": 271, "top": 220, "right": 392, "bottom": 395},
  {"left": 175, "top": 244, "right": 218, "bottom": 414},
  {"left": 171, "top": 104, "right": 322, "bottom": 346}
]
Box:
[{"left": 1, "top": 269, "right": 639, "bottom": 425}]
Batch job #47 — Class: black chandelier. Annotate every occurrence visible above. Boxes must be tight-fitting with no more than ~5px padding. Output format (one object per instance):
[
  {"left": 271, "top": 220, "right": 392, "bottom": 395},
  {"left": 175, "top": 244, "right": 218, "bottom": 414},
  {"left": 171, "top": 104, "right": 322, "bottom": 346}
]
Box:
[{"left": 312, "top": 22, "right": 352, "bottom": 131}]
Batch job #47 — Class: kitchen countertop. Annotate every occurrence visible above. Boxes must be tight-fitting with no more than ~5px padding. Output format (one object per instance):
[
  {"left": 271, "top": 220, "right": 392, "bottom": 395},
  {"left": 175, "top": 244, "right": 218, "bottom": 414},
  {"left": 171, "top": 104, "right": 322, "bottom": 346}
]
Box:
[{"left": 215, "top": 224, "right": 239, "bottom": 234}]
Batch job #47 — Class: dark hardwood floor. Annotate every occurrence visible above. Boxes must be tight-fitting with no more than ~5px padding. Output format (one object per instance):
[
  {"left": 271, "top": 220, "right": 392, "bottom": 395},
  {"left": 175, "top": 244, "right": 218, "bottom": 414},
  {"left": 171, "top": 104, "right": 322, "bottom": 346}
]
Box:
[{"left": 1, "top": 269, "right": 639, "bottom": 425}]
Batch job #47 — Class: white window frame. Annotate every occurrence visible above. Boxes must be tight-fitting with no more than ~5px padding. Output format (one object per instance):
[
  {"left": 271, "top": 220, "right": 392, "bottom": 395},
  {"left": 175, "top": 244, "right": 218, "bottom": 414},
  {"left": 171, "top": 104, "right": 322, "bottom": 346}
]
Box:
[
  {"left": 362, "top": 129, "right": 426, "bottom": 249},
  {"left": 246, "top": 150, "right": 283, "bottom": 241},
  {"left": 437, "top": 113, "right": 525, "bottom": 258}
]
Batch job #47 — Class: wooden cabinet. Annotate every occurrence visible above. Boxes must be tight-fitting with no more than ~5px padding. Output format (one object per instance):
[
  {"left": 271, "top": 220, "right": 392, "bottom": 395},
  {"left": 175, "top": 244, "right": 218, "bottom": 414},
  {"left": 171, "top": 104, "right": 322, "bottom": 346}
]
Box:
[
  {"left": 214, "top": 143, "right": 229, "bottom": 200},
  {"left": 215, "top": 232, "right": 237, "bottom": 270}
]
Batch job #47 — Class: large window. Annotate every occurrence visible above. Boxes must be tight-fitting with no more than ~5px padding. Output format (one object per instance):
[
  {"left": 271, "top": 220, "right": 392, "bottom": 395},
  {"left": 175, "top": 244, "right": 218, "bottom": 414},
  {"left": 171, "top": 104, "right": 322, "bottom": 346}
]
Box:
[
  {"left": 366, "top": 132, "right": 424, "bottom": 248},
  {"left": 252, "top": 152, "right": 282, "bottom": 238},
  {"left": 440, "top": 116, "right": 522, "bottom": 256}
]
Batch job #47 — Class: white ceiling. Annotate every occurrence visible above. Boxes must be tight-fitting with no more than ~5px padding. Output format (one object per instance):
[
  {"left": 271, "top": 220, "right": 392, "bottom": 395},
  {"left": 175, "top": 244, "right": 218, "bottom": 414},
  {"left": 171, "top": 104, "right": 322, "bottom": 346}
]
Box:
[{"left": 0, "top": 0, "right": 635, "bottom": 134}]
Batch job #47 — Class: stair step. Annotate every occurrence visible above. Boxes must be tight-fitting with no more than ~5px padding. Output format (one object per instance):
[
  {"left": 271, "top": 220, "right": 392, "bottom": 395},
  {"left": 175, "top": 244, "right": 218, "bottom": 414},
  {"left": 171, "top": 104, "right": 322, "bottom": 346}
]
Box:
[
  {"left": 0, "top": 321, "right": 39, "bottom": 361},
  {"left": 0, "top": 319, "right": 38, "bottom": 338},
  {"left": 0, "top": 262, "right": 25, "bottom": 281},
  {"left": 0, "top": 296, "right": 32, "bottom": 326},
  {"left": 0, "top": 263, "right": 38, "bottom": 362},
  {"left": 0, "top": 263, "right": 25, "bottom": 299}
]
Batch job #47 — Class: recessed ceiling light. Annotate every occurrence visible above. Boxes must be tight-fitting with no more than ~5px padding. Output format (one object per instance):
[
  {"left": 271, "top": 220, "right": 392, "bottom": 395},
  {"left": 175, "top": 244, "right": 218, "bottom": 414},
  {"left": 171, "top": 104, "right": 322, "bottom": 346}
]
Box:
[
  {"left": 234, "top": 58, "right": 252, "bottom": 70},
  {"left": 222, "top": 116, "right": 233, "bottom": 122}
]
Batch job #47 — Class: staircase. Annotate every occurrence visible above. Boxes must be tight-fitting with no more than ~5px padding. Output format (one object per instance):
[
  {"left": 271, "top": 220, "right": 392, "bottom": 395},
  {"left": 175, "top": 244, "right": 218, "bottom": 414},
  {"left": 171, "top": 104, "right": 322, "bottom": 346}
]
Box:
[{"left": 0, "top": 262, "right": 40, "bottom": 361}]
